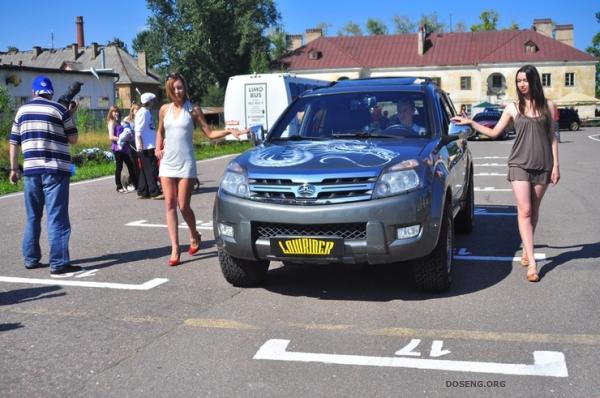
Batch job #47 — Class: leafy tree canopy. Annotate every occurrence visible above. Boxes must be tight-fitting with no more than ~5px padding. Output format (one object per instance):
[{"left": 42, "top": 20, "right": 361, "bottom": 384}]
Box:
[
  {"left": 471, "top": 10, "right": 499, "bottom": 31},
  {"left": 134, "top": 0, "right": 279, "bottom": 103},
  {"left": 338, "top": 21, "right": 363, "bottom": 36},
  {"left": 586, "top": 12, "right": 600, "bottom": 97},
  {"left": 366, "top": 18, "right": 388, "bottom": 35}
]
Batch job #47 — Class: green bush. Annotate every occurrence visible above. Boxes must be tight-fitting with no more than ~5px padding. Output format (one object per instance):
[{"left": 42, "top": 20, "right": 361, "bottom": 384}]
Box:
[{"left": 0, "top": 85, "right": 15, "bottom": 140}]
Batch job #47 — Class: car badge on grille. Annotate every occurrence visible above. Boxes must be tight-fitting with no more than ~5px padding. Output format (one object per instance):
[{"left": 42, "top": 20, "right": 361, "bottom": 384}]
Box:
[{"left": 296, "top": 183, "right": 317, "bottom": 198}]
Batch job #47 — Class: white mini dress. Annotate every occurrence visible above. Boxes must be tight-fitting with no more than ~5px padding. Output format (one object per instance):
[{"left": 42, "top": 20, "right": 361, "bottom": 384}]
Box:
[{"left": 159, "top": 103, "right": 197, "bottom": 179}]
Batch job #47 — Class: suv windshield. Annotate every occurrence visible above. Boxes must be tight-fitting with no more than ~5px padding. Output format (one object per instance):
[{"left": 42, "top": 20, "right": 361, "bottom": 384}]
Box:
[{"left": 269, "top": 92, "right": 430, "bottom": 140}]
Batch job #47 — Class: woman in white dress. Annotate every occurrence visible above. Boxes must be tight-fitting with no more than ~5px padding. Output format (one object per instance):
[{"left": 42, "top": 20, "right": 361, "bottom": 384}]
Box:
[{"left": 155, "top": 72, "right": 243, "bottom": 266}]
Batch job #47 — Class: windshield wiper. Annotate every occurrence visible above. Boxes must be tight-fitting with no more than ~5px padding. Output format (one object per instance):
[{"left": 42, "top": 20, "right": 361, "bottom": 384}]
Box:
[
  {"left": 272, "top": 135, "right": 329, "bottom": 141},
  {"left": 332, "top": 132, "right": 400, "bottom": 139}
]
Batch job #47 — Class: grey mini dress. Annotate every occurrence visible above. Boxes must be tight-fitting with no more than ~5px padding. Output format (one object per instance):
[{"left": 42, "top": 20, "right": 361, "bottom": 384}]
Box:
[
  {"left": 507, "top": 113, "right": 554, "bottom": 184},
  {"left": 159, "top": 103, "right": 197, "bottom": 179}
]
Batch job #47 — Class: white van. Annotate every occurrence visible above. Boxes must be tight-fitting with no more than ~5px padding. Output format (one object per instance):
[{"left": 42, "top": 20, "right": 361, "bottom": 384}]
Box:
[{"left": 223, "top": 73, "right": 330, "bottom": 139}]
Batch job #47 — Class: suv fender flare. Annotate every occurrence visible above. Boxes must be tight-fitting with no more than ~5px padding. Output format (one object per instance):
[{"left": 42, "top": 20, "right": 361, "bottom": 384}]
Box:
[{"left": 429, "top": 163, "right": 450, "bottom": 244}]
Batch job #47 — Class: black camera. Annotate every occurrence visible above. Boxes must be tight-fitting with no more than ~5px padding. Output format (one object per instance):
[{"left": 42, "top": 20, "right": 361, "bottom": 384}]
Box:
[{"left": 58, "top": 81, "right": 83, "bottom": 107}]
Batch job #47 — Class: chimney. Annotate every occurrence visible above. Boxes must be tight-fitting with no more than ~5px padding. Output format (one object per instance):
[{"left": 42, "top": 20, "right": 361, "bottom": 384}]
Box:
[
  {"left": 555, "top": 24, "right": 574, "bottom": 47},
  {"left": 72, "top": 43, "right": 79, "bottom": 60},
  {"left": 417, "top": 25, "right": 426, "bottom": 55},
  {"left": 91, "top": 42, "right": 98, "bottom": 59},
  {"left": 305, "top": 28, "right": 323, "bottom": 44},
  {"left": 137, "top": 51, "right": 147, "bottom": 73},
  {"left": 32, "top": 46, "right": 42, "bottom": 58},
  {"left": 286, "top": 34, "right": 303, "bottom": 51},
  {"left": 76, "top": 16, "right": 85, "bottom": 47},
  {"left": 532, "top": 18, "right": 553, "bottom": 38}
]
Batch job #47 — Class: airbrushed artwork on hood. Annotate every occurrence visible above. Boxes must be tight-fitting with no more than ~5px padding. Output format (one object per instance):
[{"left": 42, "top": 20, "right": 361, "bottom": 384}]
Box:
[{"left": 249, "top": 140, "right": 398, "bottom": 168}]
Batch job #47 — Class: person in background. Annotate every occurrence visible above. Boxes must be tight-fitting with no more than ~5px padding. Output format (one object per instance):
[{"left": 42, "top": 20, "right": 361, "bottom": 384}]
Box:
[
  {"left": 8, "top": 75, "right": 82, "bottom": 274},
  {"left": 135, "top": 93, "right": 163, "bottom": 199},
  {"left": 107, "top": 105, "right": 137, "bottom": 193},
  {"left": 155, "top": 72, "right": 244, "bottom": 266},
  {"left": 452, "top": 64, "right": 560, "bottom": 283}
]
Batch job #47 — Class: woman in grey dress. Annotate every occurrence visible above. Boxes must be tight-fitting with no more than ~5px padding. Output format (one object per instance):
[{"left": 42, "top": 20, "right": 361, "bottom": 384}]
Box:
[
  {"left": 452, "top": 65, "right": 560, "bottom": 282},
  {"left": 155, "top": 72, "right": 243, "bottom": 266}
]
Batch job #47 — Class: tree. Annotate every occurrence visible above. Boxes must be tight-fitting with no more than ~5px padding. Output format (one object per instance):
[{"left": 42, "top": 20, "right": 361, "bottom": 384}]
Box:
[
  {"left": 268, "top": 28, "right": 287, "bottom": 60},
  {"left": 338, "top": 21, "right": 363, "bottom": 36},
  {"left": 392, "top": 15, "right": 416, "bottom": 34},
  {"left": 315, "top": 22, "right": 332, "bottom": 36},
  {"left": 586, "top": 11, "right": 600, "bottom": 97},
  {"left": 366, "top": 18, "right": 388, "bottom": 35},
  {"left": 419, "top": 12, "right": 445, "bottom": 33},
  {"left": 454, "top": 21, "right": 467, "bottom": 33},
  {"left": 136, "top": 0, "right": 280, "bottom": 103},
  {"left": 107, "top": 38, "right": 128, "bottom": 53},
  {"left": 132, "top": 30, "right": 165, "bottom": 71},
  {"left": 471, "top": 10, "right": 499, "bottom": 32}
]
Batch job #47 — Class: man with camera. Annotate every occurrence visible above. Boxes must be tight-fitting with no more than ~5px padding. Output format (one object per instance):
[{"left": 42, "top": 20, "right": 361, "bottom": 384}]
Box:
[{"left": 8, "top": 75, "right": 82, "bottom": 275}]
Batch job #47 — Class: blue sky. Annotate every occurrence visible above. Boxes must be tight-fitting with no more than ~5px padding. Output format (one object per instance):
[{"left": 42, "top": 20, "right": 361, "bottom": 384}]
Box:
[{"left": 0, "top": 0, "right": 597, "bottom": 53}]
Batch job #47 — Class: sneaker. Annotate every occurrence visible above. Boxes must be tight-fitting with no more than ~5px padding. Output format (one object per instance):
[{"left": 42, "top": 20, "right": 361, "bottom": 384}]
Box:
[
  {"left": 117, "top": 187, "right": 127, "bottom": 193},
  {"left": 50, "top": 265, "right": 83, "bottom": 275},
  {"left": 126, "top": 185, "right": 136, "bottom": 192},
  {"left": 151, "top": 193, "right": 165, "bottom": 200},
  {"left": 25, "top": 263, "right": 48, "bottom": 270}
]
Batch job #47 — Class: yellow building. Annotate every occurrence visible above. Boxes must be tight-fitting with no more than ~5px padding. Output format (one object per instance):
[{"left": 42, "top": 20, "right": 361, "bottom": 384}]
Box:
[{"left": 279, "top": 19, "right": 598, "bottom": 118}]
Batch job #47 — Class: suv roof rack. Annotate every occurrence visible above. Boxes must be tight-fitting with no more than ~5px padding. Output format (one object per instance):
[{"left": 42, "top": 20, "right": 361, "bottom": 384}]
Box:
[{"left": 331, "top": 76, "right": 433, "bottom": 87}]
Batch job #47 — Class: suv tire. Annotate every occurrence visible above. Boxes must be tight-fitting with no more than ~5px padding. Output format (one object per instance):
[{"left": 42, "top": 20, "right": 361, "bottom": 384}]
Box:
[
  {"left": 569, "top": 121, "right": 580, "bottom": 131},
  {"left": 218, "top": 248, "right": 269, "bottom": 286},
  {"left": 455, "top": 171, "right": 474, "bottom": 234},
  {"left": 412, "top": 201, "right": 453, "bottom": 292}
]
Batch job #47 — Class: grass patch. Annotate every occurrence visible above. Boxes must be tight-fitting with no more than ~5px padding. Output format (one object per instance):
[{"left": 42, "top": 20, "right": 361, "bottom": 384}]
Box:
[{"left": 0, "top": 129, "right": 252, "bottom": 196}]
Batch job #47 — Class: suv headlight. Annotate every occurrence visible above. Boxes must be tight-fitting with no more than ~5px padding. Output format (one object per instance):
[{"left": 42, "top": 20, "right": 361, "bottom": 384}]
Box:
[
  {"left": 373, "top": 159, "right": 420, "bottom": 198},
  {"left": 220, "top": 161, "right": 250, "bottom": 198}
]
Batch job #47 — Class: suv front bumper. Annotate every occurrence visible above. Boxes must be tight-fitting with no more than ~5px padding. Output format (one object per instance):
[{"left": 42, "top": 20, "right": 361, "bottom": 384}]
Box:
[{"left": 214, "top": 188, "right": 442, "bottom": 265}]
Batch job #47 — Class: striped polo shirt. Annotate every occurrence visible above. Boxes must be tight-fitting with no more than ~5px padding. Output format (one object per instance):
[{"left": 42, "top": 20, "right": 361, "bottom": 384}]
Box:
[{"left": 9, "top": 97, "right": 78, "bottom": 175}]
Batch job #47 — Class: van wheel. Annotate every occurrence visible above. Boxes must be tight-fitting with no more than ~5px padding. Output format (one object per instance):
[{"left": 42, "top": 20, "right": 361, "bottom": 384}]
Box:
[
  {"left": 455, "top": 172, "right": 474, "bottom": 234},
  {"left": 569, "top": 121, "right": 580, "bottom": 131},
  {"left": 412, "top": 202, "right": 453, "bottom": 292},
  {"left": 218, "top": 249, "right": 269, "bottom": 287}
]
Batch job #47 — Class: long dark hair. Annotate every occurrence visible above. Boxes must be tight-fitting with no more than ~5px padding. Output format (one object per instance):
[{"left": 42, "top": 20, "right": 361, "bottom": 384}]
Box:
[{"left": 515, "top": 65, "right": 551, "bottom": 128}]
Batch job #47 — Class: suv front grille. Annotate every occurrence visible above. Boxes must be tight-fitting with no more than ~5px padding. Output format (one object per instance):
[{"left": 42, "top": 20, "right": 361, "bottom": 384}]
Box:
[
  {"left": 254, "top": 222, "right": 366, "bottom": 240},
  {"left": 249, "top": 176, "right": 377, "bottom": 205}
]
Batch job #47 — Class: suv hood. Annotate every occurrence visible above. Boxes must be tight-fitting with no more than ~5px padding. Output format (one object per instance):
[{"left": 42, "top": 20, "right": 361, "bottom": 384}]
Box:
[{"left": 237, "top": 139, "right": 428, "bottom": 179}]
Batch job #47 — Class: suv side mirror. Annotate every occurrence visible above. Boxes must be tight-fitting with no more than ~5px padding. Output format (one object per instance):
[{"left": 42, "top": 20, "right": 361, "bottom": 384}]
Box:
[
  {"left": 249, "top": 125, "right": 265, "bottom": 146},
  {"left": 448, "top": 122, "right": 474, "bottom": 140}
]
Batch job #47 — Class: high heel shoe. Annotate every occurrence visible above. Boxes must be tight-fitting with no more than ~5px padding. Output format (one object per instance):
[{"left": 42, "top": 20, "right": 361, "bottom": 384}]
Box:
[
  {"left": 189, "top": 231, "right": 201, "bottom": 255},
  {"left": 520, "top": 250, "right": 529, "bottom": 267},
  {"left": 526, "top": 264, "right": 539, "bottom": 282},
  {"left": 168, "top": 250, "right": 181, "bottom": 267}
]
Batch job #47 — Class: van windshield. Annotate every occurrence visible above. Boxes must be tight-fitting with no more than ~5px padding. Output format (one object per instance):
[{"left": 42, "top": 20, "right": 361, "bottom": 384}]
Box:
[{"left": 269, "top": 92, "right": 430, "bottom": 140}]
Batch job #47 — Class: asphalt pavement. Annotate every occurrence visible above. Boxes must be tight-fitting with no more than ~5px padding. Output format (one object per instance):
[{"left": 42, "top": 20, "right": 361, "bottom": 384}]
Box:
[{"left": 1, "top": 129, "right": 599, "bottom": 398}]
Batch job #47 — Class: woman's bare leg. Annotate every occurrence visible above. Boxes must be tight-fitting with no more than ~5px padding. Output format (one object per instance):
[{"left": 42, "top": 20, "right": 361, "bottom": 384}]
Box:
[{"left": 161, "top": 176, "right": 180, "bottom": 258}]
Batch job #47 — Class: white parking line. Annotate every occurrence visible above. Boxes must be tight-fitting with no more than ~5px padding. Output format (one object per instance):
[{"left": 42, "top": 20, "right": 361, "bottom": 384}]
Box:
[
  {"left": 0, "top": 276, "right": 168, "bottom": 290},
  {"left": 473, "top": 156, "right": 508, "bottom": 160},
  {"left": 475, "top": 187, "right": 512, "bottom": 192},
  {"left": 474, "top": 173, "right": 506, "bottom": 176},
  {"left": 474, "top": 208, "right": 517, "bottom": 216},
  {"left": 588, "top": 134, "right": 600, "bottom": 142},
  {"left": 474, "top": 163, "right": 506, "bottom": 167},
  {"left": 254, "top": 339, "right": 568, "bottom": 377},
  {"left": 126, "top": 220, "right": 214, "bottom": 230}
]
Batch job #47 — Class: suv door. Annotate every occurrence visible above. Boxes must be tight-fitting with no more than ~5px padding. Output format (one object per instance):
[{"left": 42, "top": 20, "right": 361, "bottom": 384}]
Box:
[{"left": 436, "top": 91, "right": 466, "bottom": 207}]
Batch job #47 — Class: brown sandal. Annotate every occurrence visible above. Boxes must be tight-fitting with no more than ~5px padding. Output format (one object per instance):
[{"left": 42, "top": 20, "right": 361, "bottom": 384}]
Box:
[
  {"left": 520, "top": 250, "right": 529, "bottom": 267},
  {"left": 526, "top": 265, "right": 539, "bottom": 282}
]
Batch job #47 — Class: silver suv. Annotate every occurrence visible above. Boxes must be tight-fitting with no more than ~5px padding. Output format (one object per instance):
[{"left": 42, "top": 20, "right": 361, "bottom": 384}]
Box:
[{"left": 213, "top": 77, "right": 474, "bottom": 291}]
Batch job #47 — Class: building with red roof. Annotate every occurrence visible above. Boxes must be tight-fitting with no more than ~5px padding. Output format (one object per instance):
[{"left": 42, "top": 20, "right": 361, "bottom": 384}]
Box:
[{"left": 278, "top": 19, "right": 598, "bottom": 118}]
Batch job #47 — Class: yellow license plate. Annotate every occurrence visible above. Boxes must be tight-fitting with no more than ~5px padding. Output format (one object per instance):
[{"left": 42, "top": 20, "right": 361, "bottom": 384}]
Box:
[{"left": 270, "top": 237, "right": 343, "bottom": 257}]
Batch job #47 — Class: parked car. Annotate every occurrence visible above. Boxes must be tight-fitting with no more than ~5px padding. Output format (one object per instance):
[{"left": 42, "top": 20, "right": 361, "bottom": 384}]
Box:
[
  {"left": 469, "top": 111, "right": 510, "bottom": 140},
  {"left": 558, "top": 108, "right": 581, "bottom": 131},
  {"left": 213, "top": 77, "right": 475, "bottom": 292}
]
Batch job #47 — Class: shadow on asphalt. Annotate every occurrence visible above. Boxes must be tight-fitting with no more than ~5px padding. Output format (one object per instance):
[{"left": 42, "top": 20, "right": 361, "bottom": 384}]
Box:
[
  {"left": 71, "top": 239, "right": 218, "bottom": 270},
  {"left": 537, "top": 241, "right": 600, "bottom": 279},
  {"left": 260, "top": 204, "right": 523, "bottom": 301},
  {"left": 0, "top": 323, "right": 24, "bottom": 332},
  {"left": 0, "top": 285, "right": 64, "bottom": 306}
]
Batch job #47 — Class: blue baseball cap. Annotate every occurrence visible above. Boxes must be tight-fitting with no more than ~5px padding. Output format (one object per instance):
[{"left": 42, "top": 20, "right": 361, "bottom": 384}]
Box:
[{"left": 32, "top": 75, "right": 54, "bottom": 95}]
